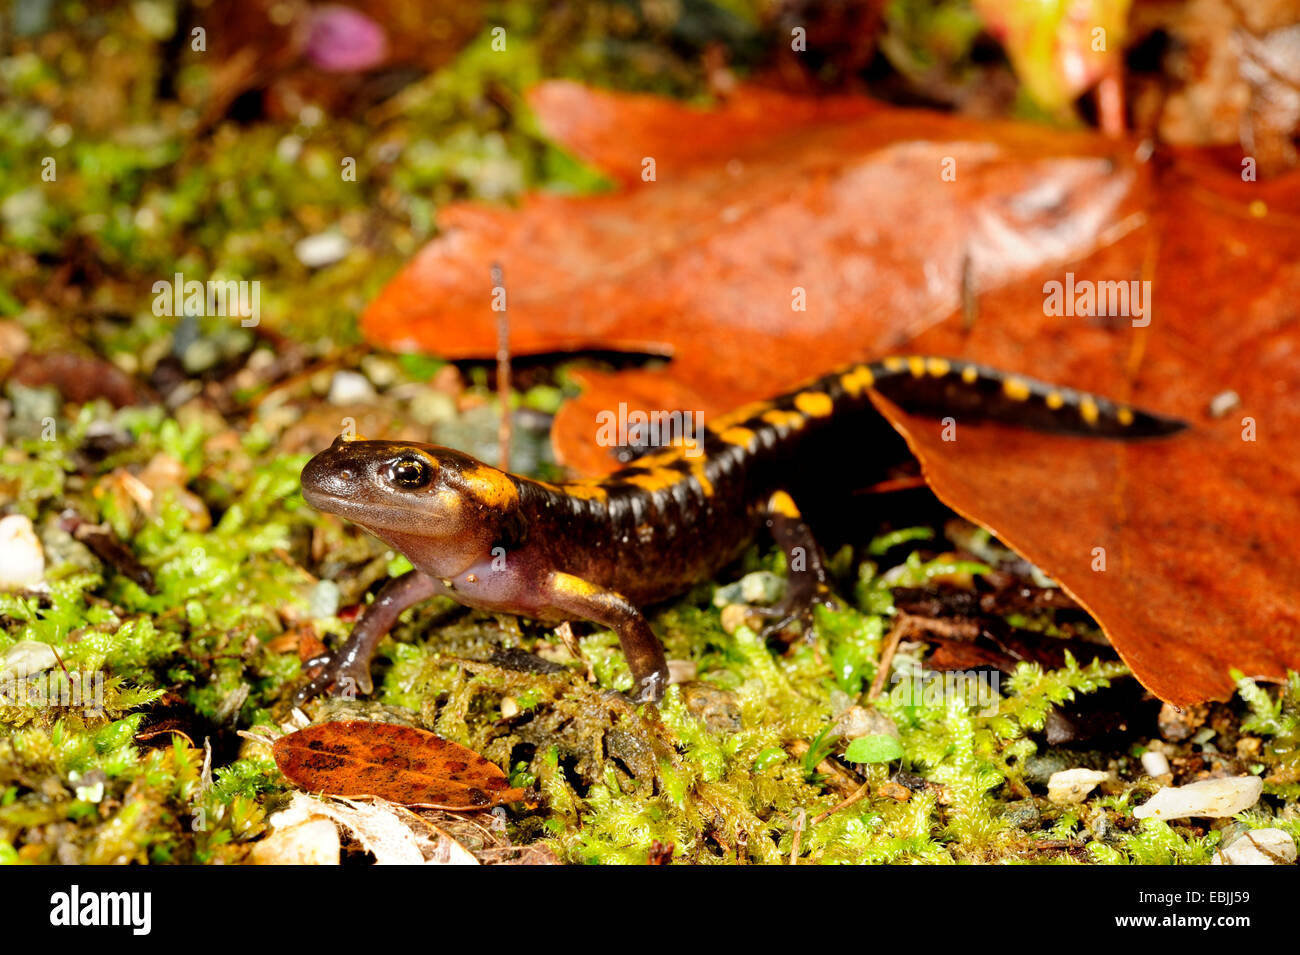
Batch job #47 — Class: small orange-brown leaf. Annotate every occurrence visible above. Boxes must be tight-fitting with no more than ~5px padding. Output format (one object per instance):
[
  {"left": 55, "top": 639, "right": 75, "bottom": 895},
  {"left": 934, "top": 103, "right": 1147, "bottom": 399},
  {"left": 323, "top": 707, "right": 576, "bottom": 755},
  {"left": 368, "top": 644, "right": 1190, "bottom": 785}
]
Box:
[{"left": 272, "top": 721, "right": 525, "bottom": 810}]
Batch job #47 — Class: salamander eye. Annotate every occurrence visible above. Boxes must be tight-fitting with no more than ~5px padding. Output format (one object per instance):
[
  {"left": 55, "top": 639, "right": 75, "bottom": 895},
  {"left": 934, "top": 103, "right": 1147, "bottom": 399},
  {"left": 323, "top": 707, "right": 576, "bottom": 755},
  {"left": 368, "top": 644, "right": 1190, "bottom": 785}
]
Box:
[{"left": 387, "top": 456, "right": 432, "bottom": 489}]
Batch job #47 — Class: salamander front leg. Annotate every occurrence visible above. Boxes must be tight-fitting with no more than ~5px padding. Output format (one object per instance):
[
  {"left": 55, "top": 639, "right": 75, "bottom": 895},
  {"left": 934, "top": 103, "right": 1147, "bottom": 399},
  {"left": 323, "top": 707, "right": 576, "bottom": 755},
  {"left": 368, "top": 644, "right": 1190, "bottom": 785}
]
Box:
[
  {"left": 293, "top": 570, "right": 444, "bottom": 705},
  {"left": 759, "top": 490, "right": 836, "bottom": 636},
  {"left": 545, "top": 571, "right": 669, "bottom": 703}
]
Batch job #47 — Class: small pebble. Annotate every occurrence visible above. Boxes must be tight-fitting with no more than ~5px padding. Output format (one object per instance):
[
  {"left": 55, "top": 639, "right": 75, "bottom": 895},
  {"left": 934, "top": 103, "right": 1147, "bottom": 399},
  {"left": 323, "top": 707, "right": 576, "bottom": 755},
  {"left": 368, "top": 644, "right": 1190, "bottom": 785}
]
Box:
[
  {"left": 835, "top": 705, "right": 899, "bottom": 740},
  {"left": 1133, "top": 775, "right": 1263, "bottom": 820},
  {"left": 0, "top": 639, "right": 58, "bottom": 679},
  {"left": 1158, "top": 701, "right": 1206, "bottom": 741},
  {"left": 328, "top": 370, "right": 376, "bottom": 405},
  {"left": 0, "top": 320, "right": 30, "bottom": 357},
  {"left": 408, "top": 389, "right": 457, "bottom": 426},
  {"left": 666, "top": 659, "right": 697, "bottom": 684},
  {"left": 1210, "top": 828, "right": 1297, "bottom": 866},
  {"left": 1140, "top": 750, "right": 1171, "bottom": 777},
  {"left": 359, "top": 355, "right": 400, "bottom": 389},
  {"left": 308, "top": 580, "right": 341, "bottom": 619},
  {"left": 713, "top": 571, "right": 783, "bottom": 608},
  {"left": 1024, "top": 752, "right": 1071, "bottom": 786},
  {"left": 294, "top": 231, "right": 351, "bottom": 268},
  {"left": 876, "top": 780, "right": 911, "bottom": 802},
  {"left": 678, "top": 682, "right": 742, "bottom": 734},
  {"left": 0, "top": 515, "right": 45, "bottom": 589},
  {"left": 719, "top": 603, "right": 761, "bottom": 635},
  {"left": 1047, "top": 768, "right": 1109, "bottom": 804},
  {"left": 1002, "top": 798, "right": 1041, "bottom": 830}
]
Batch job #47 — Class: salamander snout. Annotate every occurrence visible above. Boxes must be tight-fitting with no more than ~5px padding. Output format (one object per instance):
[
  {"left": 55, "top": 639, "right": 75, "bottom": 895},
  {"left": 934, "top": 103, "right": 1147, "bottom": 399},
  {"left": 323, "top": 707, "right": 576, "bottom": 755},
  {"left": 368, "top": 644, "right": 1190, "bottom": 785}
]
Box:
[
  {"left": 300, "top": 438, "right": 454, "bottom": 527},
  {"left": 300, "top": 446, "right": 364, "bottom": 511}
]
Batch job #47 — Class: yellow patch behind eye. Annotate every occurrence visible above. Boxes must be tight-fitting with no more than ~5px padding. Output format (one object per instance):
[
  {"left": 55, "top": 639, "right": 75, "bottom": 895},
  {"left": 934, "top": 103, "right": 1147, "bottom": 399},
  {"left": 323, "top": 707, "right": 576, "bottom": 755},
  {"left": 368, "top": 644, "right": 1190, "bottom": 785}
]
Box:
[
  {"left": 1079, "top": 397, "right": 1100, "bottom": 424},
  {"left": 461, "top": 464, "right": 519, "bottom": 508},
  {"left": 794, "top": 391, "right": 833, "bottom": 417}
]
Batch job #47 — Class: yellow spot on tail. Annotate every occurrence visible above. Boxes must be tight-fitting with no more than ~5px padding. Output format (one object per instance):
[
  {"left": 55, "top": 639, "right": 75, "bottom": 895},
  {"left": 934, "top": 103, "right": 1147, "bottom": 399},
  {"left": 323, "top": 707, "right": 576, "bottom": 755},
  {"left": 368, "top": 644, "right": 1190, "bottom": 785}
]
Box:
[
  {"left": 461, "top": 464, "right": 519, "bottom": 508},
  {"left": 1045, "top": 390, "right": 1065, "bottom": 410},
  {"left": 719, "top": 426, "right": 757, "bottom": 449},
  {"left": 1002, "top": 377, "right": 1031, "bottom": 402},
  {"left": 762, "top": 408, "right": 806, "bottom": 432},
  {"left": 559, "top": 480, "right": 608, "bottom": 502},
  {"left": 961, "top": 365, "right": 979, "bottom": 384},
  {"left": 884, "top": 356, "right": 905, "bottom": 372},
  {"left": 687, "top": 456, "right": 714, "bottom": 497},
  {"left": 926, "top": 358, "right": 951, "bottom": 377},
  {"left": 841, "top": 365, "right": 875, "bottom": 396},
  {"left": 794, "top": 391, "right": 834, "bottom": 417},
  {"left": 622, "top": 469, "right": 682, "bottom": 493},
  {"left": 1079, "top": 397, "right": 1100, "bottom": 424},
  {"left": 708, "top": 400, "right": 772, "bottom": 432},
  {"left": 636, "top": 447, "right": 682, "bottom": 467},
  {"left": 1117, "top": 407, "right": 1135, "bottom": 426},
  {"left": 907, "top": 356, "right": 926, "bottom": 378},
  {"left": 768, "top": 490, "right": 800, "bottom": 519}
]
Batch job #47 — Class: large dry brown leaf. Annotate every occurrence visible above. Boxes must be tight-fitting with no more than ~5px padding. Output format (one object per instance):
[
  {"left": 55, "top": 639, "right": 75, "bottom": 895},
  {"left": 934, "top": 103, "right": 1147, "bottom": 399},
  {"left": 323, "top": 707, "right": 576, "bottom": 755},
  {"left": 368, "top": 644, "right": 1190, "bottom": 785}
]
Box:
[
  {"left": 873, "top": 154, "right": 1300, "bottom": 705},
  {"left": 365, "top": 81, "right": 1145, "bottom": 474},
  {"left": 273, "top": 721, "right": 525, "bottom": 810},
  {"left": 362, "top": 83, "right": 1300, "bottom": 704}
]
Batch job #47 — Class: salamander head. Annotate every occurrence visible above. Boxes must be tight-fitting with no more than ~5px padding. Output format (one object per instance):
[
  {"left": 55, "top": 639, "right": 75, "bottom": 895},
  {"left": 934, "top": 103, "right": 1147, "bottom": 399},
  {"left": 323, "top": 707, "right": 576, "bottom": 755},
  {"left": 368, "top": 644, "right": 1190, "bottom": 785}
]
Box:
[{"left": 301, "top": 436, "right": 521, "bottom": 577}]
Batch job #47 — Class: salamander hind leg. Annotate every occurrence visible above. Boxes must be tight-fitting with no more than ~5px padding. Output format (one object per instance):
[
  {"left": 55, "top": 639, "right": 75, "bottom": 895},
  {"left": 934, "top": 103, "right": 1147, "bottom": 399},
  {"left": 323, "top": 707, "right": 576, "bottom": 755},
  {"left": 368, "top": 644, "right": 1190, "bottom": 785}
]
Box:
[
  {"left": 758, "top": 490, "right": 837, "bottom": 638},
  {"left": 546, "top": 571, "right": 669, "bottom": 703}
]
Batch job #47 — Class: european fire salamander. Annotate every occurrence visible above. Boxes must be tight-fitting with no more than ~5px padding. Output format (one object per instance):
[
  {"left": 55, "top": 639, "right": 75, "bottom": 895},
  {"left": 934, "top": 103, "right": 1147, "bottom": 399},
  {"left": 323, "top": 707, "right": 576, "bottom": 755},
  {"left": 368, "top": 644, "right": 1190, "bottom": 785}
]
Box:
[{"left": 297, "top": 356, "right": 1185, "bottom": 704}]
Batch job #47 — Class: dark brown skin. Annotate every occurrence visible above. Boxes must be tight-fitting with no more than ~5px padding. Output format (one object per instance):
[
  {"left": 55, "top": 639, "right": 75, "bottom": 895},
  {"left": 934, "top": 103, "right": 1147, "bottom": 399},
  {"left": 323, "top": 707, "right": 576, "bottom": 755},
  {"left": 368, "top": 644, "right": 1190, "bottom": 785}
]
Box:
[{"left": 297, "top": 355, "right": 1185, "bottom": 704}]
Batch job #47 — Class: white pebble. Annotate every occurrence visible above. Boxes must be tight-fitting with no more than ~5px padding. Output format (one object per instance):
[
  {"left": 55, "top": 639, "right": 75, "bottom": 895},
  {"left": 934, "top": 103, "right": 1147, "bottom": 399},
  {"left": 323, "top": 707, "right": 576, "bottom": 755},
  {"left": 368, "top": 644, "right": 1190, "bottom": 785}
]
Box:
[
  {"left": 835, "top": 705, "right": 900, "bottom": 741},
  {"left": 1210, "top": 829, "right": 1297, "bottom": 865},
  {"left": 0, "top": 515, "right": 45, "bottom": 589},
  {"left": 1047, "top": 768, "right": 1109, "bottom": 804},
  {"left": 1134, "top": 776, "right": 1263, "bottom": 820},
  {"left": 0, "top": 639, "right": 58, "bottom": 678},
  {"left": 327, "top": 370, "right": 376, "bottom": 405},
  {"left": 1140, "top": 750, "right": 1171, "bottom": 777},
  {"left": 294, "top": 231, "right": 351, "bottom": 268},
  {"left": 308, "top": 580, "right": 340, "bottom": 619}
]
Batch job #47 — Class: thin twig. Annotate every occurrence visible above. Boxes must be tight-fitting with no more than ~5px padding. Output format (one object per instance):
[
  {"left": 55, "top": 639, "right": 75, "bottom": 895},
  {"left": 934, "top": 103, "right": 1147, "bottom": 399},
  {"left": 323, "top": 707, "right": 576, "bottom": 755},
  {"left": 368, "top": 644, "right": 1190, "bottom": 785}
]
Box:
[
  {"left": 491, "top": 263, "right": 512, "bottom": 470},
  {"left": 811, "top": 779, "right": 872, "bottom": 826},
  {"left": 789, "top": 809, "right": 806, "bottom": 865},
  {"left": 868, "top": 616, "right": 907, "bottom": 701}
]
